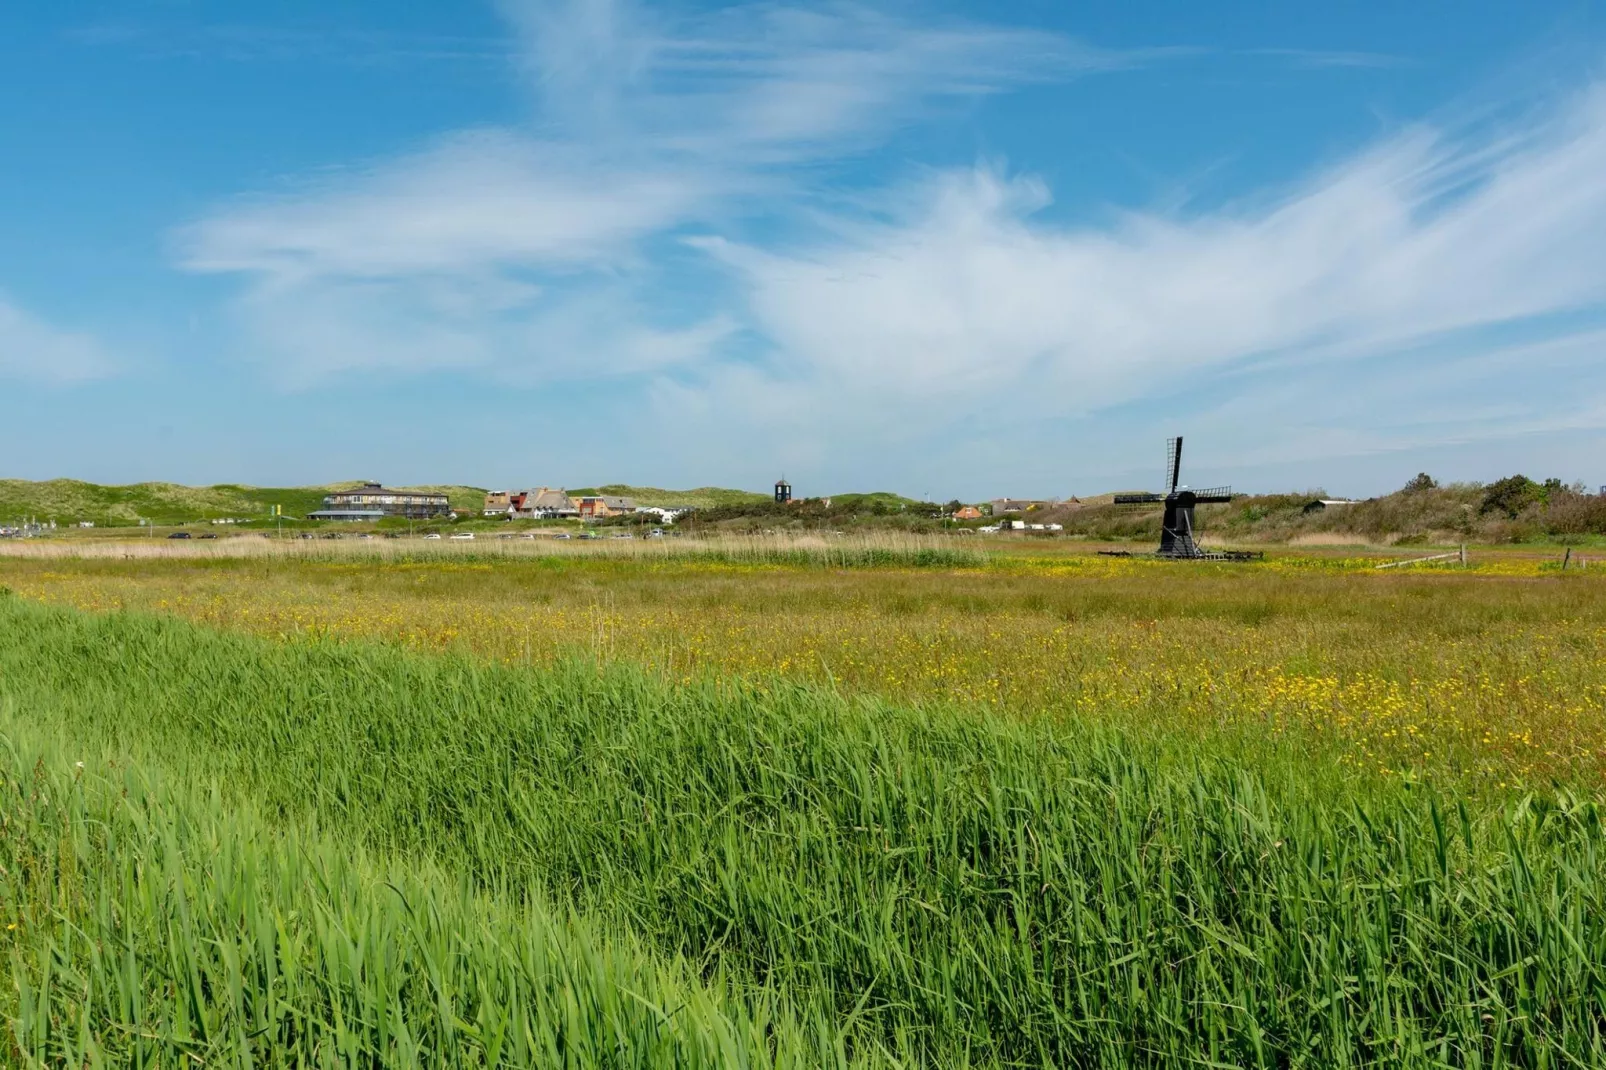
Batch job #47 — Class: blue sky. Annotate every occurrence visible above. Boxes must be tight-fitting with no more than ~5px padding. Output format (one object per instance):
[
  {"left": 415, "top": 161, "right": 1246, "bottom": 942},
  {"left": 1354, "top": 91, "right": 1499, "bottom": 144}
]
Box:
[{"left": 4, "top": 1, "right": 1606, "bottom": 499}]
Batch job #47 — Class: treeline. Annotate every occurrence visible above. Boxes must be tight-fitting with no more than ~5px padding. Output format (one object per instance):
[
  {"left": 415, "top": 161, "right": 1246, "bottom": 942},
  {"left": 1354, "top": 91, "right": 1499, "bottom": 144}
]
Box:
[
  {"left": 1234, "top": 473, "right": 1605, "bottom": 543},
  {"left": 608, "top": 494, "right": 949, "bottom": 531},
  {"left": 600, "top": 474, "right": 1606, "bottom": 544},
  {"left": 1062, "top": 472, "right": 1606, "bottom": 545}
]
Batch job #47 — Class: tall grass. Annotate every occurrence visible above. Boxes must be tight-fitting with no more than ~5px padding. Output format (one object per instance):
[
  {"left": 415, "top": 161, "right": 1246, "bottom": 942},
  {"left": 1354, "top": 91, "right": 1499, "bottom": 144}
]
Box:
[
  {"left": 0, "top": 531, "right": 987, "bottom": 569},
  {"left": 8, "top": 549, "right": 1602, "bottom": 784},
  {"left": 0, "top": 730, "right": 833, "bottom": 1067},
  {"left": 3, "top": 598, "right": 1605, "bottom": 1066}
]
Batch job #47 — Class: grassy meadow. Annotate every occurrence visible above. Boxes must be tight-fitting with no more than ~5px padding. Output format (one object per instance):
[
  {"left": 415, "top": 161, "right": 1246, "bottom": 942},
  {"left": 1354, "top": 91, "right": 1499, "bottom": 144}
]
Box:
[{"left": 2, "top": 539, "right": 1604, "bottom": 1066}]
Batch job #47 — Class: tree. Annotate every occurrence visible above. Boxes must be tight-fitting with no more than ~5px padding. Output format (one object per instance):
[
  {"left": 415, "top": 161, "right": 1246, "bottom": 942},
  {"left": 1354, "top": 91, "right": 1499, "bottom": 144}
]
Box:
[
  {"left": 1480, "top": 475, "right": 1541, "bottom": 518},
  {"left": 1402, "top": 472, "right": 1438, "bottom": 494}
]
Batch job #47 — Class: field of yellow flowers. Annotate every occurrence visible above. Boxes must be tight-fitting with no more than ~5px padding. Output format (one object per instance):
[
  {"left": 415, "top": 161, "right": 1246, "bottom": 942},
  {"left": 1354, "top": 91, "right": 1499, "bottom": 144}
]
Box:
[{"left": 2, "top": 542, "right": 1601, "bottom": 787}]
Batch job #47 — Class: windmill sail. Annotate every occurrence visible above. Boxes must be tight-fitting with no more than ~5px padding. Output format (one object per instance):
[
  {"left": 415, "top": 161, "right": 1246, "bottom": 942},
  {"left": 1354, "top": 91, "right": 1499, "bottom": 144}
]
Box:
[{"left": 1166, "top": 437, "right": 1182, "bottom": 494}]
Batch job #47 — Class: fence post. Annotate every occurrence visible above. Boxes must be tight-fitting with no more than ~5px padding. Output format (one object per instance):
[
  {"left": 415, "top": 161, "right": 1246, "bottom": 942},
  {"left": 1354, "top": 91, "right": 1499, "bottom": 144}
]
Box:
[
  {"left": 1562, "top": 546, "right": 1571, "bottom": 571},
  {"left": 1459, "top": 544, "right": 1466, "bottom": 566}
]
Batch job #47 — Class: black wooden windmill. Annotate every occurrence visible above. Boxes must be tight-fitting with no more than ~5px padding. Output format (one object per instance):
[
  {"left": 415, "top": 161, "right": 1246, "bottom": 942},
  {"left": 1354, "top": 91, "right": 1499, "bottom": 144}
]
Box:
[{"left": 1114, "top": 437, "right": 1233, "bottom": 558}]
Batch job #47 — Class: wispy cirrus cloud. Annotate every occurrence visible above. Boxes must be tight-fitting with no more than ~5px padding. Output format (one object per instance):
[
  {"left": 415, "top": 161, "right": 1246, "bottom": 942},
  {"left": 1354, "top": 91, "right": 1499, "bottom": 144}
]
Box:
[
  {"left": 172, "top": 0, "right": 1606, "bottom": 492},
  {"left": 178, "top": 130, "right": 719, "bottom": 280},
  {"left": 177, "top": 0, "right": 1150, "bottom": 386},
  {"left": 506, "top": 0, "right": 1146, "bottom": 154},
  {"left": 680, "top": 80, "right": 1606, "bottom": 475},
  {"left": 0, "top": 294, "right": 112, "bottom": 383},
  {"left": 225, "top": 272, "right": 737, "bottom": 388}
]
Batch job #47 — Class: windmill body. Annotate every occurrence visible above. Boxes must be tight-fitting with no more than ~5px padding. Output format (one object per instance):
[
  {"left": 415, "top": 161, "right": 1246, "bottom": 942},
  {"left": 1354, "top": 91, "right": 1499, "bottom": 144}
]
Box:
[{"left": 1114, "top": 437, "right": 1234, "bottom": 558}]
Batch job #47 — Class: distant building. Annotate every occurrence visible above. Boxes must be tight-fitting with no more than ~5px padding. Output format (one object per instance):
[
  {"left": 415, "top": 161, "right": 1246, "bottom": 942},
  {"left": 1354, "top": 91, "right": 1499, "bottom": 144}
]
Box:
[
  {"left": 517, "top": 488, "right": 578, "bottom": 519},
  {"left": 1302, "top": 499, "right": 1362, "bottom": 514},
  {"left": 635, "top": 505, "right": 690, "bottom": 524},
  {"left": 483, "top": 491, "right": 514, "bottom": 517},
  {"left": 990, "top": 498, "right": 1048, "bottom": 515},
  {"left": 775, "top": 478, "right": 792, "bottom": 504},
  {"left": 953, "top": 505, "right": 983, "bottom": 520},
  {"left": 310, "top": 482, "right": 449, "bottom": 521},
  {"left": 577, "top": 495, "right": 636, "bottom": 519}
]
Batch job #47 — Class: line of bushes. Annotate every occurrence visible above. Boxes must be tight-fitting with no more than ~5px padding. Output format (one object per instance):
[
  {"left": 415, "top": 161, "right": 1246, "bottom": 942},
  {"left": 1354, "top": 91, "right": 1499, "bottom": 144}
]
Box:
[{"left": 1048, "top": 472, "right": 1606, "bottom": 545}]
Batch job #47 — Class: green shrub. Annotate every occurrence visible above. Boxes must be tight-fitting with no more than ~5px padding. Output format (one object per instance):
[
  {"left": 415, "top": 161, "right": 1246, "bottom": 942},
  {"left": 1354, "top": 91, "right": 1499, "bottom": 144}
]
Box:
[
  {"left": 1402, "top": 472, "right": 1438, "bottom": 493},
  {"left": 1481, "top": 475, "right": 1542, "bottom": 517}
]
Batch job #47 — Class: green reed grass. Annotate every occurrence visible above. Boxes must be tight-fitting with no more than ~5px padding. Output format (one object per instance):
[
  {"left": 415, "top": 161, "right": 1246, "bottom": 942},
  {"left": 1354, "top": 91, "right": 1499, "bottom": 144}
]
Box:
[
  {"left": 0, "top": 732, "right": 834, "bottom": 1068},
  {"left": 2, "top": 598, "right": 1605, "bottom": 1067}
]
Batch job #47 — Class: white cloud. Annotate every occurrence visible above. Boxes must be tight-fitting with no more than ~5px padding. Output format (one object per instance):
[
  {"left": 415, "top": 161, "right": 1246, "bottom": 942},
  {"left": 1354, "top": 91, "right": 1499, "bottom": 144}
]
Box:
[
  {"left": 178, "top": 131, "right": 718, "bottom": 280},
  {"left": 179, "top": 0, "right": 1132, "bottom": 386},
  {"left": 693, "top": 82, "right": 1606, "bottom": 449},
  {"left": 504, "top": 0, "right": 1125, "bottom": 154},
  {"left": 172, "top": 0, "right": 1606, "bottom": 494},
  {"left": 229, "top": 273, "right": 737, "bottom": 386},
  {"left": 0, "top": 295, "right": 112, "bottom": 383}
]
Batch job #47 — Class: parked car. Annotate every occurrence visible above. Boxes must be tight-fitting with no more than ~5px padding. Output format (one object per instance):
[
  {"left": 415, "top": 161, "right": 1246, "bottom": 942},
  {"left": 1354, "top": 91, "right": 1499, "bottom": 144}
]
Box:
[
  {"left": 449, "top": 532, "right": 474, "bottom": 540},
  {"left": 423, "top": 533, "right": 442, "bottom": 540},
  {"left": 553, "top": 533, "right": 572, "bottom": 539},
  {"left": 166, "top": 531, "right": 191, "bottom": 539},
  {"left": 197, "top": 533, "right": 218, "bottom": 539}
]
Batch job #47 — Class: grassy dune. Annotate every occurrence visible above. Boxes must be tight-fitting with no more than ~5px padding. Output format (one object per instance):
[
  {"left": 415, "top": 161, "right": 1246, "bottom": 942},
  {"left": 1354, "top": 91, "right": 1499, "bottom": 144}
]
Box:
[
  {"left": 567, "top": 484, "right": 771, "bottom": 509},
  {"left": 0, "top": 479, "right": 489, "bottom": 526},
  {"left": 0, "top": 478, "right": 266, "bottom": 524},
  {"left": 3, "top": 597, "right": 1606, "bottom": 1066},
  {"left": 0, "top": 478, "right": 779, "bottom": 527}
]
